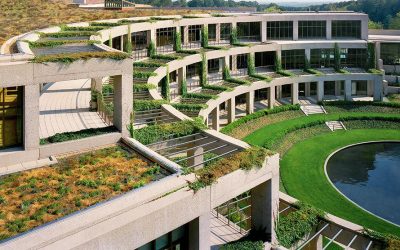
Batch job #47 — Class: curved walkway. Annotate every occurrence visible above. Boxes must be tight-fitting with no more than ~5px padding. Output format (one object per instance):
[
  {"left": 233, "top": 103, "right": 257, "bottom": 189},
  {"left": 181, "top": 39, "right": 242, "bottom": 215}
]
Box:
[{"left": 39, "top": 79, "right": 108, "bottom": 139}]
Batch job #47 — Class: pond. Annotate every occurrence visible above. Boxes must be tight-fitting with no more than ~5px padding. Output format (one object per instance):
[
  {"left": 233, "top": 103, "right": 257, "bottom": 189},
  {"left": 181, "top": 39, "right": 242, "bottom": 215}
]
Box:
[{"left": 326, "top": 142, "right": 400, "bottom": 226}]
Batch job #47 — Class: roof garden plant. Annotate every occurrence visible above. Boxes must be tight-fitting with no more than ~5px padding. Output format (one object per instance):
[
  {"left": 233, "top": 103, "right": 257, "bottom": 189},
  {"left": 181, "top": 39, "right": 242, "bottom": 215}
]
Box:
[
  {"left": 0, "top": 145, "right": 166, "bottom": 241},
  {"left": 183, "top": 92, "right": 218, "bottom": 100},
  {"left": 180, "top": 79, "right": 188, "bottom": 95},
  {"left": 201, "top": 25, "right": 208, "bottom": 48},
  {"left": 200, "top": 52, "right": 207, "bottom": 87},
  {"left": 274, "top": 56, "right": 295, "bottom": 77},
  {"left": 124, "top": 25, "right": 133, "bottom": 54},
  {"left": 31, "top": 51, "right": 130, "bottom": 63},
  {"left": 174, "top": 31, "right": 182, "bottom": 52},
  {"left": 148, "top": 41, "right": 156, "bottom": 58},
  {"left": 246, "top": 53, "right": 272, "bottom": 82},
  {"left": 61, "top": 25, "right": 105, "bottom": 32},
  {"left": 28, "top": 40, "right": 100, "bottom": 48},
  {"left": 133, "top": 83, "right": 156, "bottom": 92},
  {"left": 220, "top": 241, "right": 264, "bottom": 250},
  {"left": 133, "top": 99, "right": 168, "bottom": 111},
  {"left": 38, "top": 31, "right": 98, "bottom": 38},
  {"left": 161, "top": 66, "right": 171, "bottom": 101}
]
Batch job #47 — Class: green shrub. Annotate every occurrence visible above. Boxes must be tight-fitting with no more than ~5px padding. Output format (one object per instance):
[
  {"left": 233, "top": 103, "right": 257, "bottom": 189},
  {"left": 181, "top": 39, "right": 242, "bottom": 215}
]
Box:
[
  {"left": 247, "top": 53, "right": 255, "bottom": 76},
  {"left": 276, "top": 202, "right": 325, "bottom": 248},
  {"left": 133, "top": 99, "right": 168, "bottom": 111},
  {"left": 174, "top": 31, "right": 182, "bottom": 51},
  {"left": 102, "top": 84, "right": 113, "bottom": 95},
  {"left": 40, "top": 126, "right": 117, "bottom": 145},
  {"left": 161, "top": 66, "right": 171, "bottom": 101},
  {"left": 203, "top": 84, "right": 233, "bottom": 92},
  {"left": 367, "top": 42, "right": 376, "bottom": 70},
  {"left": 32, "top": 52, "right": 129, "bottom": 63},
  {"left": 183, "top": 92, "right": 217, "bottom": 100},
  {"left": 275, "top": 55, "right": 283, "bottom": 72},
  {"left": 221, "top": 104, "right": 301, "bottom": 134},
  {"left": 39, "top": 31, "right": 97, "bottom": 38},
  {"left": 61, "top": 25, "right": 104, "bottom": 32},
  {"left": 201, "top": 25, "right": 208, "bottom": 47},
  {"left": 226, "top": 77, "right": 251, "bottom": 85},
  {"left": 334, "top": 43, "right": 341, "bottom": 71},
  {"left": 230, "top": 28, "right": 238, "bottom": 45},
  {"left": 133, "top": 61, "right": 165, "bottom": 67},
  {"left": 181, "top": 79, "right": 188, "bottom": 95},
  {"left": 90, "top": 22, "right": 121, "bottom": 27},
  {"left": 148, "top": 41, "right": 156, "bottom": 57},
  {"left": 152, "top": 54, "right": 182, "bottom": 61},
  {"left": 250, "top": 74, "right": 272, "bottom": 82},
  {"left": 133, "top": 71, "right": 157, "bottom": 79},
  {"left": 223, "top": 65, "right": 231, "bottom": 80},
  {"left": 28, "top": 40, "right": 99, "bottom": 48},
  {"left": 133, "top": 118, "right": 206, "bottom": 145},
  {"left": 133, "top": 83, "right": 156, "bottom": 92},
  {"left": 171, "top": 103, "right": 207, "bottom": 111},
  {"left": 320, "top": 100, "right": 400, "bottom": 109},
  {"left": 124, "top": 25, "right": 132, "bottom": 53},
  {"left": 200, "top": 52, "right": 207, "bottom": 87},
  {"left": 220, "top": 241, "right": 264, "bottom": 250}
]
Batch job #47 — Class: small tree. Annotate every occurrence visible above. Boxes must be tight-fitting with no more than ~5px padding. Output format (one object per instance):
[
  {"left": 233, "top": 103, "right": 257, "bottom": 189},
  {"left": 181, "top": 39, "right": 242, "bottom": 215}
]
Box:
[
  {"left": 247, "top": 53, "right": 256, "bottom": 75},
  {"left": 230, "top": 27, "right": 238, "bottom": 45},
  {"left": 181, "top": 79, "right": 187, "bottom": 95},
  {"left": 367, "top": 43, "right": 376, "bottom": 70},
  {"left": 148, "top": 41, "right": 156, "bottom": 57},
  {"left": 174, "top": 31, "right": 182, "bottom": 51},
  {"left": 124, "top": 25, "right": 132, "bottom": 53},
  {"left": 201, "top": 25, "right": 209, "bottom": 48},
  {"left": 275, "top": 54, "right": 283, "bottom": 72},
  {"left": 199, "top": 52, "right": 207, "bottom": 87},
  {"left": 334, "top": 43, "right": 341, "bottom": 71},
  {"left": 223, "top": 65, "right": 231, "bottom": 80},
  {"left": 161, "top": 66, "right": 171, "bottom": 101}
]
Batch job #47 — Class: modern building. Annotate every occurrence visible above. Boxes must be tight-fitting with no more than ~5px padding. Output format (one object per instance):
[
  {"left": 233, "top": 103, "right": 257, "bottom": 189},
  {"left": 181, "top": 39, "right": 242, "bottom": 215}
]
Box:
[{"left": 0, "top": 11, "right": 394, "bottom": 249}]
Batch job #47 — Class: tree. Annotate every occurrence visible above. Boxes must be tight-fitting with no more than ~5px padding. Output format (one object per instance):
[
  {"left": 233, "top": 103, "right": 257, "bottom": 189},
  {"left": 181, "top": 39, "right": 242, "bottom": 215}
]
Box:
[
  {"left": 264, "top": 4, "right": 282, "bottom": 13},
  {"left": 368, "top": 20, "right": 383, "bottom": 29},
  {"left": 389, "top": 12, "right": 400, "bottom": 29}
]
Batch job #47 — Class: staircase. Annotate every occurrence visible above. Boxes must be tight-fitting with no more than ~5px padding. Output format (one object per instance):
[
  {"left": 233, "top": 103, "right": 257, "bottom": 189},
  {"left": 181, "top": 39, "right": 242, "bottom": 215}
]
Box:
[
  {"left": 301, "top": 104, "right": 326, "bottom": 116},
  {"left": 325, "top": 121, "right": 346, "bottom": 131}
]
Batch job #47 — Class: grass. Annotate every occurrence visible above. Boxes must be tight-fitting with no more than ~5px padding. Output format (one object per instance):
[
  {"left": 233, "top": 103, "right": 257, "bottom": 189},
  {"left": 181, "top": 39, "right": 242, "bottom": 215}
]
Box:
[
  {"left": 0, "top": 0, "right": 206, "bottom": 50},
  {"left": 0, "top": 145, "right": 168, "bottom": 241},
  {"left": 279, "top": 129, "right": 400, "bottom": 237},
  {"left": 388, "top": 94, "right": 400, "bottom": 103}
]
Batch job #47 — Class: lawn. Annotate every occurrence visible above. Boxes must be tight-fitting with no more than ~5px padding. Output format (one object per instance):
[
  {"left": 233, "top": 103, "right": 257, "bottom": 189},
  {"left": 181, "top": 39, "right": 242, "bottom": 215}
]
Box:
[
  {"left": 280, "top": 130, "right": 400, "bottom": 236},
  {"left": 0, "top": 145, "right": 168, "bottom": 241}
]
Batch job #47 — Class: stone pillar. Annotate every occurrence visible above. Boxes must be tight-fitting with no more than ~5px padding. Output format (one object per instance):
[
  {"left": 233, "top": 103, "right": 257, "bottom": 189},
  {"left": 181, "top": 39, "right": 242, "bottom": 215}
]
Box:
[
  {"left": 149, "top": 29, "right": 156, "bottom": 46},
  {"left": 232, "top": 22, "right": 237, "bottom": 30},
  {"left": 113, "top": 74, "right": 133, "bottom": 137},
  {"left": 345, "top": 79, "right": 352, "bottom": 101},
  {"left": 231, "top": 55, "right": 237, "bottom": 72},
  {"left": 293, "top": 20, "right": 299, "bottom": 41},
  {"left": 246, "top": 90, "right": 254, "bottom": 115},
  {"left": 177, "top": 67, "right": 186, "bottom": 94},
  {"left": 211, "top": 105, "right": 220, "bottom": 131},
  {"left": 91, "top": 78, "right": 103, "bottom": 93},
  {"left": 305, "top": 82, "right": 311, "bottom": 97},
  {"left": 216, "top": 23, "right": 221, "bottom": 44},
  {"left": 223, "top": 55, "right": 230, "bottom": 70},
  {"left": 261, "top": 21, "right": 267, "bottom": 42},
  {"left": 268, "top": 86, "right": 275, "bottom": 109},
  {"left": 188, "top": 213, "right": 211, "bottom": 250},
  {"left": 251, "top": 169, "right": 279, "bottom": 244},
  {"left": 227, "top": 97, "right": 235, "bottom": 123},
  {"left": 187, "top": 145, "right": 204, "bottom": 170},
  {"left": 373, "top": 76, "right": 383, "bottom": 101},
  {"left": 317, "top": 80, "right": 324, "bottom": 102},
  {"left": 183, "top": 25, "right": 189, "bottom": 45},
  {"left": 334, "top": 81, "right": 341, "bottom": 96},
  {"left": 120, "top": 36, "right": 124, "bottom": 52},
  {"left": 24, "top": 84, "right": 40, "bottom": 151},
  {"left": 292, "top": 82, "right": 299, "bottom": 104},
  {"left": 305, "top": 48, "right": 311, "bottom": 62},
  {"left": 326, "top": 20, "right": 332, "bottom": 40},
  {"left": 276, "top": 86, "right": 282, "bottom": 99},
  {"left": 375, "top": 42, "right": 381, "bottom": 67}
]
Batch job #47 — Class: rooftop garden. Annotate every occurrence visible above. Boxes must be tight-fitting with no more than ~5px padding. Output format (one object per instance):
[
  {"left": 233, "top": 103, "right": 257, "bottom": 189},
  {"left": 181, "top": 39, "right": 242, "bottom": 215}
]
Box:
[{"left": 0, "top": 145, "right": 170, "bottom": 241}]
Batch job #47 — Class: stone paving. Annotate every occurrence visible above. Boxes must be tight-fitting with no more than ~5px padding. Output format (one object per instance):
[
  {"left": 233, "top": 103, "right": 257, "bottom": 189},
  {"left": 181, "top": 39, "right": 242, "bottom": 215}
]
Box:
[{"left": 39, "top": 79, "right": 108, "bottom": 139}]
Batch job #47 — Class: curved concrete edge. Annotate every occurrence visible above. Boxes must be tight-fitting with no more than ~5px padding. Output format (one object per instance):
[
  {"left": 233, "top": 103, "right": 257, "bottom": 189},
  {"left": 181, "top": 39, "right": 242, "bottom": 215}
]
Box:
[
  {"left": 203, "top": 129, "right": 250, "bottom": 149},
  {"left": 323, "top": 140, "right": 400, "bottom": 228},
  {"left": 161, "top": 104, "right": 190, "bottom": 121},
  {"left": 122, "top": 137, "right": 182, "bottom": 173},
  {"left": 279, "top": 192, "right": 365, "bottom": 233}
]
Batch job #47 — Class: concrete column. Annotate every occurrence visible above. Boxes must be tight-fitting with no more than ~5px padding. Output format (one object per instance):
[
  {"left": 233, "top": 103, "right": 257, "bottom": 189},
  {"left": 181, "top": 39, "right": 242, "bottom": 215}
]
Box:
[
  {"left": 91, "top": 78, "right": 103, "bottom": 93},
  {"left": 216, "top": 23, "right": 221, "bottom": 43},
  {"left": 292, "top": 82, "right": 299, "bottom": 104},
  {"left": 268, "top": 86, "right": 275, "bottom": 108},
  {"left": 227, "top": 97, "right": 235, "bottom": 123},
  {"left": 361, "top": 18, "right": 368, "bottom": 40},
  {"left": 293, "top": 20, "right": 299, "bottom": 41},
  {"left": 305, "top": 48, "right": 311, "bottom": 62},
  {"left": 373, "top": 77, "right": 383, "bottom": 101},
  {"left": 305, "top": 82, "right": 311, "bottom": 97},
  {"left": 334, "top": 81, "right": 341, "bottom": 96},
  {"left": 251, "top": 172, "right": 279, "bottom": 244},
  {"left": 231, "top": 55, "right": 237, "bottom": 72},
  {"left": 183, "top": 25, "right": 189, "bottom": 45},
  {"left": 261, "top": 21, "right": 267, "bottom": 42},
  {"left": 246, "top": 90, "right": 254, "bottom": 115},
  {"left": 149, "top": 29, "right": 156, "bottom": 46},
  {"left": 24, "top": 85, "right": 40, "bottom": 151},
  {"left": 113, "top": 74, "right": 133, "bottom": 137},
  {"left": 188, "top": 213, "right": 211, "bottom": 250},
  {"left": 232, "top": 22, "right": 237, "bottom": 29},
  {"left": 211, "top": 106, "right": 220, "bottom": 131},
  {"left": 375, "top": 42, "right": 381, "bottom": 68},
  {"left": 345, "top": 79, "right": 352, "bottom": 101},
  {"left": 223, "top": 55, "right": 230, "bottom": 70},
  {"left": 326, "top": 20, "right": 332, "bottom": 40},
  {"left": 120, "top": 36, "right": 124, "bottom": 52},
  {"left": 367, "top": 80, "right": 374, "bottom": 96},
  {"left": 276, "top": 86, "right": 282, "bottom": 99},
  {"left": 317, "top": 80, "right": 324, "bottom": 102},
  {"left": 276, "top": 49, "right": 282, "bottom": 64},
  {"left": 187, "top": 145, "right": 204, "bottom": 170},
  {"left": 177, "top": 67, "right": 186, "bottom": 94}
]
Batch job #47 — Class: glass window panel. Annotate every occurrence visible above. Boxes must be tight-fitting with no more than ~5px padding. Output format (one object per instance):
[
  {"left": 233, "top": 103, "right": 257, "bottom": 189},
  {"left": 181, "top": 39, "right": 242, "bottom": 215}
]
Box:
[
  {"left": 298, "top": 21, "right": 326, "bottom": 39},
  {"left": 267, "top": 21, "right": 293, "bottom": 40},
  {"left": 332, "top": 20, "right": 361, "bottom": 39},
  {"left": 381, "top": 43, "right": 400, "bottom": 65},
  {"left": 172, "top": 226, "right": 185, "bottom": 242},
  {"left": 155, "top": 234, "right": 169, "bottom": 250},
  {"left": 281, "top": 49, "right": 305, "bottom": 69}
]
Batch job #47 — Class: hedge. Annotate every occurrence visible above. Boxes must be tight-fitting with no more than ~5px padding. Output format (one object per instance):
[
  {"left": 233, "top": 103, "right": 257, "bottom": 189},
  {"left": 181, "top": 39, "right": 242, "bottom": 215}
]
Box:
[
  {"left": 203, "top": 84, "right": 233, "bottom": 92},
  {"left": 183, "top": 92, "right": 218, "bottom": 100},
  {"left": 40, "top": 126, "right": 117, "bottom": 145},
  {"left": 132, "top": 118, "right": 206, "bottom": 145},
  {"left": 151, "top": 54, "right": 182, "bottom": 61},
  {"left": 320, "top": 100, "right": 400, "bottom": 109},
  {"left": 38, "top": 31, "right": 98, "bottom": 38},
  {"left": 61, "top": 26, "right": 104, "bottom": 32},
  {"left": 171, "top": 103, "right": 207, "bottom": 111},
  {"left": 133, "top": 99, "right": 168, "bottom": 111},
  {"left": 28, "top": 40, "right": 99, "bottom": 48},
  {"left": 225, "top": 77, "right": 251, "bottom": 85},
  {"left": 133, "top": 83, "right": 155, "bottom": 92},
  {"left": 221, "top": 104, "right": 301, "bottom": 134},
  {"left": 133, "top": 61, "right": 166, "bottom": 67},
  {"left": 133, "top": 71, "right": 157, "bottom": 79},
  {"left": 90, "top": 22, "right": 121, "bottom": 27},
  {"left": 32, "top": 51, "right": 129, "bottom": 63},
  {"left": 220, "top": 241, "right": 264, "bottom": 250}
]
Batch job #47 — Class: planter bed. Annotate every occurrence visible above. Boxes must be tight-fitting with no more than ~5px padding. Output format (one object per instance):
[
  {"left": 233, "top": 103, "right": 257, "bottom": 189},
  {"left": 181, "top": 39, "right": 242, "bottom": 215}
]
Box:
[{"left": 0, "top": 145, "right": 170, "bottom": 241}]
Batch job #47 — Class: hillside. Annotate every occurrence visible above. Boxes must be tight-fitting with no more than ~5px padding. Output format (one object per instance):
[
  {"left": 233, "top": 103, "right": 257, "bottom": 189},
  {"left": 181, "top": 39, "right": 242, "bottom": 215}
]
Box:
[{"left": 0, "top": 0, "right": 202, "bottom": 47}]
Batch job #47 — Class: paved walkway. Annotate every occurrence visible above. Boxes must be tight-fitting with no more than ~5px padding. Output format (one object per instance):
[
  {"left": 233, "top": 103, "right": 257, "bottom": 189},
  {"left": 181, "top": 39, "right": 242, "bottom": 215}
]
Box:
[
  {"left": 39, "top": 79, "right": 108, "bottom": 139},
  {"left": 210, "top": 211, "right": 245, "bottom": 249}
]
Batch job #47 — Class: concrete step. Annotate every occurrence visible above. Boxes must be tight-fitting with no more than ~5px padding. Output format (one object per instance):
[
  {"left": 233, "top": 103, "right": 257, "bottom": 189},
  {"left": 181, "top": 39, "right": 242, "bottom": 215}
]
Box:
[
  {"left": 301, "top": 104, "right": 326, "bottom": 116},
  {"left": 325, "top": 121, "right": 346, "bottom": 131}
]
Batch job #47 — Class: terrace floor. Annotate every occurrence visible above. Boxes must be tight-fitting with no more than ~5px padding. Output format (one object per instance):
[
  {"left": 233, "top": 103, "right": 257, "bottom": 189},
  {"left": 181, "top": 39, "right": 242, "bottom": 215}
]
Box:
[
  {"left": 210, "top": 211, "right": 246, "bottom": 249},
  {"left": 39, "top": 79, "right": 108, "bottom": 139}
]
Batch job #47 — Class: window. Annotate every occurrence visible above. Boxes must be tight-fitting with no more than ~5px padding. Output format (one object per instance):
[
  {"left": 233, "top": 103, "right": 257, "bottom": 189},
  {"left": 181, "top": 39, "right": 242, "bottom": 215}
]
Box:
[
  {"left": 236, "top": 54, "right": 248, "bottom": 69},
  {"left": 267, "top": 21, "right": 293, "bottom": 40},
  {"left": 332, "top": 20, "right": 361, "bottom": 39},
  {"left": 220, "top": 23, "right": 231, "bottom": 41},
  {"left": 156, "top": 27, "right": 175, "bottom": 53},
  {"left": 0, "top": 87, "right": 23, "bottom": 149},
  {"left": 187, "top": 63, "right": 200, "bottom": 78},
  {"left": 341, "top": 48, "right": 367, "bottom": 68},
  {"left": 281, "top": 49, "right": 305, "bottom": 69},
  {"left": 137, "top": 225, "right": 188, "bottom": 250},
  {"left": 381, "top": 43, "right": 400, "bottom": 65},
  {"left": 237, "top": 22, "right": 261, "bottom": 41},
  {"left": 310, "top": 49, "right": 335, "bottom": 68},
  {"left": 131, "top": 31, "right": 148, "bottom": 60},
  {"left": 255, "top": 51, "right": 275, "bottom": 68},
  {"left": 208, "top": 24, "right": 216, "bottom": 41},
  {"left": 208, "top": 58, "right": 220, "bottom": 73},
  {"left": 298, "top": 21, "right": 326, "bottom": 39}
]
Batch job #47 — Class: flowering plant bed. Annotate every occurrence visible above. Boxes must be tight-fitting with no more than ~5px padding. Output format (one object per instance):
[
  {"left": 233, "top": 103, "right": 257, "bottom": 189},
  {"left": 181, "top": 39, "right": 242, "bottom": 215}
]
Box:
[{"left": 0, "top": 145, "right": 169, "bottom": 241}]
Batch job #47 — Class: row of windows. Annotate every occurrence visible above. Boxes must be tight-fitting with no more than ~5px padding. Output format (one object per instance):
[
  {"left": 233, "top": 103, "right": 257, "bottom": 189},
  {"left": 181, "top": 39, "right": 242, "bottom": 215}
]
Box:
[
  {"left": 381, "top": 43, "right": 400, "bottom": 65},
  {"left": 298, "top": 21, "right": 326, "bottom": 39}
]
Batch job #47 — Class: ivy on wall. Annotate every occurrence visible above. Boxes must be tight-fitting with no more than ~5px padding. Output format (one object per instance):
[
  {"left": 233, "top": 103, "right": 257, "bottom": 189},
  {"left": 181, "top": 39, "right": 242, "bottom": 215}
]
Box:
[
  {"left": 200, "top": 52, "right": 207, "bottom": 87},
  {"left": 247, "top": 53, "right": 255, "bottom": 76}
]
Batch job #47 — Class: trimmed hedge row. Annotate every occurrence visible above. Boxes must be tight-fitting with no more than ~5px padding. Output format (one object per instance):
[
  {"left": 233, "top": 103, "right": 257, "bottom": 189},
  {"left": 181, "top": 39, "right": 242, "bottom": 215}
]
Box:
[
  {"left": 40, "top": 126, "right": 117, "bottom": 145},
  {"left": 221, "top": 105, "right": 301, "bottom": 134},
  {"left": 320, "top": 100, "right": 400, "bottom": 108},
  {"left": 220, "top": 241, "right": 264, "bottom": 250},
  {"left": 171, "top": 103, "right": 207, "bottom": 111},
  {"left": 183, "top": 92, "right": 218, "bottom": 100},
  {"left": 38, "top": 31, "right": 97, "bottom": 38},
  {"left": 133, "top": 118, "right": 206, "bottom": 145},
  {"left": 133, "top": 83, "right": 155, "bottom": 92},
  {"left": 28, "top": 40, "right": 99, "bottom": 48},
  {"left": 32, "top": 52, "right": 129, "bottom": 63},
  {"left": 133, "top": 99, "right": 168, "bottom": 111}
]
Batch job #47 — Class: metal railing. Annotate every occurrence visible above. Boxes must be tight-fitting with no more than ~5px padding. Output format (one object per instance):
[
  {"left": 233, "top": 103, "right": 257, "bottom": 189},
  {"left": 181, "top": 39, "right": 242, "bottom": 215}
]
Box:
[
  {"left": 97, "top": 93, "right": 113, "bottom": 126},
  {"left": 105, "top": 0, "right": 135, "bottom": 9}
]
